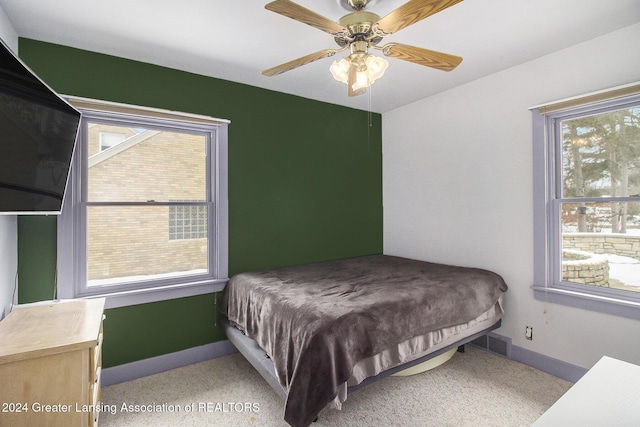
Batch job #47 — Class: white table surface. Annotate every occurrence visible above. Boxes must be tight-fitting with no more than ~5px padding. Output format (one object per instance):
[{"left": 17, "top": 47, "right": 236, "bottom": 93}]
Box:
[{"left": 532, "top": 356, "right": 640, "bottom": 427}]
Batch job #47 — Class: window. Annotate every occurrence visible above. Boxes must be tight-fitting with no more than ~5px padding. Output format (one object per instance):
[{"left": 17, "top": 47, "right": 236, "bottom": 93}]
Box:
[
  {"left": 99, "top": 131, "right": 126, "bottom": 151},
  {"left": 532, "top": 84, "right": 640, "bottom": 319},
  {"left": 57, "top": 98, "right": 229, "bottom": 308}
]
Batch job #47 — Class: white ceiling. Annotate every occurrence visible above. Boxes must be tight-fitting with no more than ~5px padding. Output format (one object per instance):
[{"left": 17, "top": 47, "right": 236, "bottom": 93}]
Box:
[{"left": 0, "top": 0, "right": 638, "bottom": 113}]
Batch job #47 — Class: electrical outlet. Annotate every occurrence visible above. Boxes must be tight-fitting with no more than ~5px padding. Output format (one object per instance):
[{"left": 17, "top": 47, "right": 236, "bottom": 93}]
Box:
[{"left": 525, "top": 326, "right": 533, "bottom": 341}]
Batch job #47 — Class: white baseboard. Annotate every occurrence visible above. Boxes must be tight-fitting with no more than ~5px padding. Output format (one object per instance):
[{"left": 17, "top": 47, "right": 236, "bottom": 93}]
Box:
[{"left": 101, "top": 340, "right": 238, "bottom": 387}]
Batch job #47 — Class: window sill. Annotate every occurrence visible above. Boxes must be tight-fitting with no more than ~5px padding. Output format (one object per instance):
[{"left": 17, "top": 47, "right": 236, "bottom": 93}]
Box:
[
  {"left": 532, "top": 285, "right": 640, "bottom": 321},
  {"left": 79, "top": 278, "right": 229, "bottom": 309}
]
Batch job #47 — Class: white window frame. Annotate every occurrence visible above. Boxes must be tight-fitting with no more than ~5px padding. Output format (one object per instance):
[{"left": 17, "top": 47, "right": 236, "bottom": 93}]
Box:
[
  {"left": 532, "top": 85, "right": 640, "bottom": 320},
  {"left": 57, "top": 98, "right": 229, "bottom": 309}
]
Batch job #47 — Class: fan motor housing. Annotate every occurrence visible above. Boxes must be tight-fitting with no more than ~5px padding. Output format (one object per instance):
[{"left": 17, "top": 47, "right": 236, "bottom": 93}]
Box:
[
  {"left": 335, "top": 12, "right": 382, "bottom": 47},
  {"left": 339, "top": 11, "right": 380, "bottom": 35}
]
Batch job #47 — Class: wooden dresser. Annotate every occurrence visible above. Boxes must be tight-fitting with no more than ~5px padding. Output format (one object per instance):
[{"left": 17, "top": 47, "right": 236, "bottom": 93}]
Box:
[{"left": 0, "top": 298, "right": 105, "bottom": 427}]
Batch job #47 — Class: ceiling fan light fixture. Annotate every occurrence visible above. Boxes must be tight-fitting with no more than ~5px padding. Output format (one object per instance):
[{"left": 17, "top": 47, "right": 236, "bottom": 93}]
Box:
[
  {"left": 329, "top": 57, "right": 351, "bottom": 83},
  {"left": 364, "top": 54, "right": 388, "bottom": 82},
  {"left": 329, "top": 54, "right": 388, "bottom": 90}
]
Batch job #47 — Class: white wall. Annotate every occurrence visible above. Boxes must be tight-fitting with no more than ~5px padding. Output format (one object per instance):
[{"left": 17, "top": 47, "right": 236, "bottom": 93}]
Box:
[
  {"left": 0, "top": 217, "right": 17, "bottom": 319},
  {"left": 0, "top": 6, "right": 19, "bottom": 319},
  {"left": 383, "top": 23, "right": 640, "bottom": 370},
  {"left": 0, "top": 5, "right": 17, "bottom": 52}
]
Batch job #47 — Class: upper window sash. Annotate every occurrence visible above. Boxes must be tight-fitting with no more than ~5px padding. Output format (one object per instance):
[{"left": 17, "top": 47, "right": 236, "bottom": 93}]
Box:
[{"left": 79, "top": 112, "right": 214, "bottom": 204}]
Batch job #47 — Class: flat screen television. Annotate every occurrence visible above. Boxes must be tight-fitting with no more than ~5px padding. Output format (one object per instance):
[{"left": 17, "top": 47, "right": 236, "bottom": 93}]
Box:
[{"left": 0, "top": 39, "right": 80, "bottom": 215}]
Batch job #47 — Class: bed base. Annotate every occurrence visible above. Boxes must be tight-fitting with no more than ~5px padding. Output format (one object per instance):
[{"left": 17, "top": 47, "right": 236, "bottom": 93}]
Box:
[{"left": 222, "top": 318, "right": 502, "bottom": 402}]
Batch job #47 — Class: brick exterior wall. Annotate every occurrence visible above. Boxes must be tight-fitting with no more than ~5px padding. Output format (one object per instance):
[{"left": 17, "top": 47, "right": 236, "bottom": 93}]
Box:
[{"left": 86, "top": 125, "right": 208, "bottom": 283}]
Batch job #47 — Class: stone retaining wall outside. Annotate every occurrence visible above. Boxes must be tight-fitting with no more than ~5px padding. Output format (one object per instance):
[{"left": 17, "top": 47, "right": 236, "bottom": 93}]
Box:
[
  {"left": 562, "top": 249, "right": 609, "bottom": 287},
  {"left": 562, "top": 233, "right": 640, "bottom": 261}
]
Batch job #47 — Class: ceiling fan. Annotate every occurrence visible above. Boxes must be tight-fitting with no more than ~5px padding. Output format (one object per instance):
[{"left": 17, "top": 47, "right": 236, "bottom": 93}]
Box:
[{"left": 262, "top": 0, "right": 464, "bottom": 97}]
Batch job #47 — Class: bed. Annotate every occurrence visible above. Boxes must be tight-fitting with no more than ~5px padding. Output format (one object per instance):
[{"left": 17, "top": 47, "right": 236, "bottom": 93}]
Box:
[{"left": 220, "top": 254, "right": 507, "bottom": 427}]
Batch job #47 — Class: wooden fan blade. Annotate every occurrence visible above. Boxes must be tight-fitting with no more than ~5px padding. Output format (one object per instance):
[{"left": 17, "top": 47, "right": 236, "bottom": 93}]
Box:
[
  {"left": 265, "top": 0, "right": 346, "bottom": 36},
  {"left": 375, "top": 0, "right": 463, "bottom": 35},
  {"left": 382, "top": 43, "right": 462, "bottom": 71},
  {"left": 262, "top": 49, "right": 338, "bottom": 77},
  {"left": 347, "top": 63, "right": 366, "bottom": 97}
]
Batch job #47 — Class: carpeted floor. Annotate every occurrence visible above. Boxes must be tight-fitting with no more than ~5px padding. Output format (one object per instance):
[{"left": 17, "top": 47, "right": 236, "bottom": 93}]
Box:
[{"left": 99, "top": 346, "right": 571, "bottom": 427}]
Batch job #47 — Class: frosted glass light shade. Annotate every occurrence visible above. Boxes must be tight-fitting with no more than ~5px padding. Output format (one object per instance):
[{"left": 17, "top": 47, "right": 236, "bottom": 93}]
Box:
[
  {"left": 329, "top": 57, "right": 351, "bottom": 83},
  {"left": 329, "top": 55, "right": 389, "bottom": 90}
]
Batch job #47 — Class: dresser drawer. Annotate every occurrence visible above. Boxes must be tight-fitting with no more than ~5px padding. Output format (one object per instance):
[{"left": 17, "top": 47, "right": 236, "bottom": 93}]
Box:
[
  {"left": 90, "top": 372, "right": 102, "bottom": 427},
  {"left": 91, "top": 334, "right": 103, "bottom": 374}
]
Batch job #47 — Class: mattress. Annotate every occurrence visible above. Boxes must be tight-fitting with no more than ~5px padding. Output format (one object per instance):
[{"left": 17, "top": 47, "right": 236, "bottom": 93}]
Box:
[{"left": 221, "top": 255, "right": 508, "bottom": 427}]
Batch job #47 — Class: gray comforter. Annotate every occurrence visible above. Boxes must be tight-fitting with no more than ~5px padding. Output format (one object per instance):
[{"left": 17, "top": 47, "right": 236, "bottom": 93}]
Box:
[{"left": 221, "top": 255, "right": 507, "bottom": 427}]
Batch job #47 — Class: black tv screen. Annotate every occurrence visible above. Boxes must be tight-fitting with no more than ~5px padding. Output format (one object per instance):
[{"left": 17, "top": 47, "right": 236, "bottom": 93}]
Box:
[{"left": 0, "top": 39, "right": 80, "bottom": 215}]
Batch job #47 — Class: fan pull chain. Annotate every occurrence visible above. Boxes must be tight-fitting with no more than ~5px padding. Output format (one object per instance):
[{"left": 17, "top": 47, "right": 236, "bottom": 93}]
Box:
[{"left": 367, "top": 86, "right": 372, "bottom": 153}]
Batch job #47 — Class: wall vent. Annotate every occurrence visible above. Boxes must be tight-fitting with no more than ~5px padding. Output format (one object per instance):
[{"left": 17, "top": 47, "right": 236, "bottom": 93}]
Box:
[
  {"left": 471, "top": 333, "right": 511, "bottom": 358},
  {"left": 470, "top": 335, "right": 488, "bottom": 349}
]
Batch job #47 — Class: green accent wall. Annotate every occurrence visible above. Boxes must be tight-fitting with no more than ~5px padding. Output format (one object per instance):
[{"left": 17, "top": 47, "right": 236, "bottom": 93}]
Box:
[
  {"left": 16, "top": 39, "right": 382, "bottom": 368},
  {"left": 17, "top": 216, "right": 57, "bottom": 303}
]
